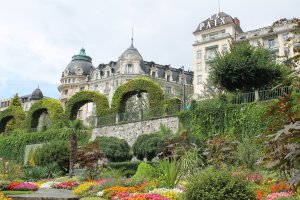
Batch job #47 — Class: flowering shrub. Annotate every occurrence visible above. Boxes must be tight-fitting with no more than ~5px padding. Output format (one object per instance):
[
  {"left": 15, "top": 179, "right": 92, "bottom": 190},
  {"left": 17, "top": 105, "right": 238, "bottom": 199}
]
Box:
[
  {"left": 244, "top": 173, "right": 264, "bottom": 184},
  {"left": 0, "top": 192, "right": 12, "bottom": 200},
  {"left": 111, "top": 192, "right": 170, "bottom": 200},
  {"left": 52, "top": 182, "right": 79, "bottom": 190},
  {"left": 7, "top": 182, "right": 37, "bottom": 191},
  {"left": 149, "top": 188, "right": 183, "bottom": 200},
  {"left": 103, "top": 186, "right": 140, "bottom": 199},
  {"left": 34, "top": 180, "right": 48, "bottom": 188},
  {"left": 73, "top": 182, "right": 96, "bottom": 196},
  {"left": 0, "top": 182, "right": 9, "bottom": 191},
  {"left": 40, "top": 181, "right": 60, "bottom": 189},
  {"left": 266, "top": 191, "right": 293, "bottom": 200},
  {"left": 256, "top": 180, "right": 292, "bottom": 200}
]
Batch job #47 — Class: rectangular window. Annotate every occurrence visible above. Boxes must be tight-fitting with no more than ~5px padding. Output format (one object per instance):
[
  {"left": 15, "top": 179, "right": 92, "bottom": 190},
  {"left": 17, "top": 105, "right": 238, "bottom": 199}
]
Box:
[
  {"left": 106, "top": 71, "right": 110, "bottom": 77},
  {"left": 221, "top": 44, "right": 228, "bottom": 52},
  {"left": 197, "top": 50, "right": 202, "bottom": 59},
  {"left": 206, "top": 63, "right": 211, "bottom": 73},
  {"left": 166, "top": 86, "right": 172, "bottom": 94},
  {"left": 166, "top": 75, "right": 170, "bottom": 82},
  {"left": 197, "top": 63, "right": 202, "bottom": 71},
  {"left": 268, "top": 38, "right": 276, "bottom": 48},
  {"left": 152, "top": 71, "right": 156, "bottom": 78},
  {"left": 283, "top": 33, "right": 289, "bottom": 41},
  {"left": 64, "top": 90, "right": 68, "bottom": 95},
  {"left": 197, "top": 75, "right": 202, "bottom": 84},
  {"left": 127, "top": 64, "right": 133, "bottom": 74}
]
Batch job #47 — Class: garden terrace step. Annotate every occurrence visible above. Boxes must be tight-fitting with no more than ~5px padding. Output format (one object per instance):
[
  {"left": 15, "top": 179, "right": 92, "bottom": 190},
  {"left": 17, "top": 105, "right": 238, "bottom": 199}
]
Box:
[{"left": 7, "top": 189, "right": 79, "bottom": 200}]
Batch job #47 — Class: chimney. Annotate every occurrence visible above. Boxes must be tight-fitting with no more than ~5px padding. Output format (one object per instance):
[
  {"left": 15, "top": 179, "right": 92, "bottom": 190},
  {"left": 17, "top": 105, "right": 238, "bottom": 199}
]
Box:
[{"left": 233, "top": 17, "right": 240, "bottom": 26}]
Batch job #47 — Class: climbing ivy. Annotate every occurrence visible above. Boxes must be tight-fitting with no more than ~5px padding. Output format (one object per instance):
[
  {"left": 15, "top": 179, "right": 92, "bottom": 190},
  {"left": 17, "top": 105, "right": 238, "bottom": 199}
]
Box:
[
  {"left": 26, "top": 98, "right": 65, "bottom": 129},
  {"left": 178, "top": 96, "right": 273, "bottom": 141},
  {"left": 111, "top": 77, "right": 164, "bottom": 113},
  {"left": 0, "top": 106, "right": 26, "bottom": 133},
  {"left": 163, "top": 97, "right": 181, "bottom": 115},
  {"left": 65, "top": 91, "right": 109, "bottom": 120}
]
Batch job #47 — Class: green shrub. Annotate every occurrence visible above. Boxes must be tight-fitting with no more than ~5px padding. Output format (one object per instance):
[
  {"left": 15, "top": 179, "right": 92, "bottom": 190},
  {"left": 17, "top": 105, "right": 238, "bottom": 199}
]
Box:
[
  {"left": 185, "top": 167, "right": 256, "bottom": 200},
  {"left": 22, "top": 163, "right": 62, "bottom": 181},
  {"left": 157, "top": 158, "right": 182, "bottom": 189},
  {"left": 132, "top": 162, "right": 157, "bottom": 181},
  {"left": 132, "top": 134, "right": 164, "bottom": 160},
  {"left": 33, "top": 140, "right": 70, "bottom": 172},
  {"left": 237, "top": 137, "right": 262, "bottom": 169},
  {"left": 94, "top": 136, "right": 131, "bottom": 162},
  {"left": 0, "top": 128, "right": 89, "bottom": 163},
  {"left": 105, "top": 161, "right": 143, "bottom": 177}
]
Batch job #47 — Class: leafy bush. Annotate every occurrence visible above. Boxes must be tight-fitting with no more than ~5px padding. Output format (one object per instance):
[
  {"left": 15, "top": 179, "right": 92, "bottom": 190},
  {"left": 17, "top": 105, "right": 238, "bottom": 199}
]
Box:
[
  {"left": 237, "top": 137, "right": 262, "bottom": 169},
  {"left": 105, "top": 161, "right": 143, "bottom": 177},
  {"left": 132, "top": 162, "right": 157, "bottom": 181},
  {"left": 185, "top": 167, "right": 256, "bottom": 200},
  {"left": 94, "top": 136, "right": 131, "bottom": 162},
  {"left": 132, "top": 134, "right": 164, "bottom": 160},
  {"left": 0, "top": 128, "right": 89, "bottom": 163},
  {"left": 22, "top": 163, "right": 62, "bottom": 181},
  {"left": 0, "top": 158, "right": 23, "bottom": 181},
  {"left": 34, "top": 140, "right": 70, "bottom": 172}
]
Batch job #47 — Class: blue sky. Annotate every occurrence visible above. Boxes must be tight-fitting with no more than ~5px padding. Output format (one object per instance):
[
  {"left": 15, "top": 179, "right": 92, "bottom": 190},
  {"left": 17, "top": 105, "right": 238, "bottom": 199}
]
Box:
[{"left": 0, "top": 0, "right": 299, "bottom": 100}]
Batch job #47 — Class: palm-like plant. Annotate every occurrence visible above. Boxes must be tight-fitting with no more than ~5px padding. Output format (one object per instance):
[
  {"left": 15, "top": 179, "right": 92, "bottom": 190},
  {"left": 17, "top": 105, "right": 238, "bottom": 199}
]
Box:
[{"left": 66, "top": 119, "right": 86, "bottom": 177}]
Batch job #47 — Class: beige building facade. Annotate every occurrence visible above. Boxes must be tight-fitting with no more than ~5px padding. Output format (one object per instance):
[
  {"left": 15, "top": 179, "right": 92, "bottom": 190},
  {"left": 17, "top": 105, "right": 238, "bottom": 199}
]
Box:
[
  {"left": 58, "top": 41, "right": 193, "bottom": 125},
  {"left": 193, "top": 12, "right": 300, "bottom": 97}
]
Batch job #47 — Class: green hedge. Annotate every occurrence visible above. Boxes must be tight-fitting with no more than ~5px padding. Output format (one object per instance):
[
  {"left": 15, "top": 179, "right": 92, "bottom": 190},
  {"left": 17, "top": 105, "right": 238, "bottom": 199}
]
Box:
[
  {"left": 178, "top": 97, "right": 273, "bottom": 141},
  {"left": 26, "top": 98, "right": 65, "bottom": 129},
  {"left": 111, "top": 77, "right": 164, "bottom": 113},
  {"left": 105, "top": 161, "right": 145, "bottom": 177},
  {"left": 65, "top": 91, "right": 109, "bottom": 120},
  {"left": 0, "top": 128, "right": 90, "bottom": 163},
  {"left": 0, "top": 106, "right": 26, "bottom": 133}
]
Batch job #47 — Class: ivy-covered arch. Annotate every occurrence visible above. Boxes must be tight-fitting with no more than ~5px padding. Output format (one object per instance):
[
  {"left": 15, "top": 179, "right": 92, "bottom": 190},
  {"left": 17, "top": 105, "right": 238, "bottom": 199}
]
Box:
[
  {"left": 65, "top": 91, "right": 109, "bottom": 120},
  {"left": 0, "top": 106, "right": 26, "bottom": 133},
  {"left": 111, "top": 77, "right": 164, "bottom": 113},
  {"left": 26, "top": 98, "right": 65, "bottom": 129}
]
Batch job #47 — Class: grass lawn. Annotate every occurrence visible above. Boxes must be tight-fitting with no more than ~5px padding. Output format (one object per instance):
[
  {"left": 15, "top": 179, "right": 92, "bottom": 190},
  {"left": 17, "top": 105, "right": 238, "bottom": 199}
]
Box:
[{"left": 2, "top": 191, "right": 34, "bottom": 195}]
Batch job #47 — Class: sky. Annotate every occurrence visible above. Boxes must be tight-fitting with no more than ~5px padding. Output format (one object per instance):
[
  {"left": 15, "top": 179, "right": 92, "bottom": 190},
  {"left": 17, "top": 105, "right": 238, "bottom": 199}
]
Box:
[{"left": 0, "top": 0, "right": 299, "bottom": 100}]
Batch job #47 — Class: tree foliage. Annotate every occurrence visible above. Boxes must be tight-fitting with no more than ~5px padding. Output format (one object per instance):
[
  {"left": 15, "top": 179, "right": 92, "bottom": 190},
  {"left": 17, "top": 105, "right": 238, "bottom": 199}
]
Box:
[{"left": 209, "top": 41, "right": 288, "bottom": 92}]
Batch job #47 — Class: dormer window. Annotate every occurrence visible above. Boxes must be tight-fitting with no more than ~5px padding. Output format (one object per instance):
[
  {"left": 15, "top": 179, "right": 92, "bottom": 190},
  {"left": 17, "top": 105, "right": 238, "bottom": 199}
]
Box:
[
  {"left": 152, "top": 71, "right": 156, "bottom": 78},
  {"left": 106, "top": 71, "right": 110, "bottom": 77},
  {"left": 126, "top": 64, "right": 133, "bottom": 74},
  {"left": 166, "top": 75, "right": 170, "bottom": 82}
]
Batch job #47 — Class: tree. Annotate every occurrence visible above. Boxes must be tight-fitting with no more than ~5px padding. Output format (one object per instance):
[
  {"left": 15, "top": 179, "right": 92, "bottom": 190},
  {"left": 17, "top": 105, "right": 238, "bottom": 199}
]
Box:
[
  {"left": 209, "top": 41, "right": 288, "bottom": 92},
  {"left": 66, "top": 119, "right": 86, "bottom": 177},
  {"left": 10, "top": 94, "right": 22, "bottom": 107}
]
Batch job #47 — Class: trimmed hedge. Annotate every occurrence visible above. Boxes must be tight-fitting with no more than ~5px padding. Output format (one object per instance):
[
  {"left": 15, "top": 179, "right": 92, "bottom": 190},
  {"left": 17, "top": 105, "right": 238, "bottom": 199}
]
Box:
[
  {"left": 65, "top": 91, "right": 109, "bottom": 120},
  {"left": 26, "top": 98, "right": 65, "bottom": 129},
  {"left": 94, "top": 136, "right": 132, "bottom": 162},
  {"left": 0, "top": 106, "right": 26, "bottom": 133},
  {"left": 111, "top": 77, "right": 164, "bottom": 113},
  {"left": 0, "top": 128, "right": 90, "bottom": 163}
]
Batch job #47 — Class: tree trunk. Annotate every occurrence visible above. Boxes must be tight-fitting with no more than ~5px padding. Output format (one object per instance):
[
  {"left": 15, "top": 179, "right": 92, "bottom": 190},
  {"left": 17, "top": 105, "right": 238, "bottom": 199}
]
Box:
[{"left": 69, "top": 132, "right": 77, "bottom": 177}]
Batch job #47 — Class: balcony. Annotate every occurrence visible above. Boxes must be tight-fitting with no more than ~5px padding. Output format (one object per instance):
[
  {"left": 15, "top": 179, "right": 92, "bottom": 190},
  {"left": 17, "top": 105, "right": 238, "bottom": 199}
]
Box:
[{"left": 194, "top": 33, "right": 231, "bottom": 45}]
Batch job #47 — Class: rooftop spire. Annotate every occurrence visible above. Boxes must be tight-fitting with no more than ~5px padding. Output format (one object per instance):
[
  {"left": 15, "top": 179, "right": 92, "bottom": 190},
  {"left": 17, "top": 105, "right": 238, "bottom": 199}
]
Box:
[{"left": 131, "top": 28, "right": 134, "bottom": 47}]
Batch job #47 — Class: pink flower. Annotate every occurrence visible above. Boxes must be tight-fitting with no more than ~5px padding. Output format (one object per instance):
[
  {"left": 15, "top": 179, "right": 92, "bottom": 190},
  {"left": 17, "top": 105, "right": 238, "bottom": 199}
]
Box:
[{"left": 266, "top": 191, "right": 293, "bottom": 200}]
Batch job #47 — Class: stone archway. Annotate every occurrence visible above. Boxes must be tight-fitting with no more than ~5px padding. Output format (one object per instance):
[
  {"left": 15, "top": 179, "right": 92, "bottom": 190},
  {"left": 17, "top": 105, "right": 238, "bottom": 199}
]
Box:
[
  {"left": 26, "top": 99, "right": 65, "bottom": 129},
  {"left": 65, "top": 91, "right": 109, "bottom": 120},
  {"left": 111, "top": 77, "right": 164, "bottom": 113}
]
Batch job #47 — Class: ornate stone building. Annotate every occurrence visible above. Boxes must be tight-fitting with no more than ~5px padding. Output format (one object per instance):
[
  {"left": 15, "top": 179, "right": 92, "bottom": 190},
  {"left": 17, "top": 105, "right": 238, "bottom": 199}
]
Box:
[
  {"left": 0, "top": 87, "right": 44, "bottom": 112},
  {"left": 193, "top": 12, "right": 300, "bottom": 97},
  {"left": 58, "top": 40, "right": 194, "bottom": 124}
]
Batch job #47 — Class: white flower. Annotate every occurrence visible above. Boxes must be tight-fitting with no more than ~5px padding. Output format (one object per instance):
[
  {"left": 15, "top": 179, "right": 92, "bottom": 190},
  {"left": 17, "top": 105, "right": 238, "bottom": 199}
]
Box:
[
  {"left": 40, "top": 181, "right": 60, "bottom": 189},
  {"left": 96, "top": 191, "right": 104, "bottom": 197}
]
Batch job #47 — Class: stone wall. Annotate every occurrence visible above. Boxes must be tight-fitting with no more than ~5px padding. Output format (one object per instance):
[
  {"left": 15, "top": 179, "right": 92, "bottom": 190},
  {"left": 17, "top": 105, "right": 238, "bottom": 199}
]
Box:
[{"left": 91, "top": 117, "right": 179, "bottom": 146}]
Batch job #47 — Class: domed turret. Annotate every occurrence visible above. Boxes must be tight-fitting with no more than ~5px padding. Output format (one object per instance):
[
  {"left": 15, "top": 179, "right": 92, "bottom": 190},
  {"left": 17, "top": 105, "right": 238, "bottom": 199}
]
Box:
[
  {"left": 31, "top": 87, "right": 43, "bottom": 100},
  {"left": 118, "top": 39, "right": 143, "bottom": 61},
  {"left": 63, "top": 48, "right": 94, "bottom": 77}
]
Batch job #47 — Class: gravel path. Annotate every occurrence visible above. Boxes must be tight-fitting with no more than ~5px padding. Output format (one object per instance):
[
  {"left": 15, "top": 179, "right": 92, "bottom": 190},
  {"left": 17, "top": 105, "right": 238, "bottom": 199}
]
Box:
[{"left": 7, "top": 189, "right": 79, "bottom": 200}]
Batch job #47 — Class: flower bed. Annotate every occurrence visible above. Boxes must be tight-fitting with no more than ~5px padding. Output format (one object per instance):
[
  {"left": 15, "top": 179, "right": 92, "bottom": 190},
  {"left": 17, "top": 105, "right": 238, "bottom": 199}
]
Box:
[
  {"left": 52, "top": 182, "right": 79, "bottom": 190},
  {"left": 112, "top": 193, "right": 170, "bottom": 200},
  {"left": 0, "top": 192, "right": 12, "bottom": 200},
  {"left": 6, "top": 182, "right": 37, "bottom": 191}
]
